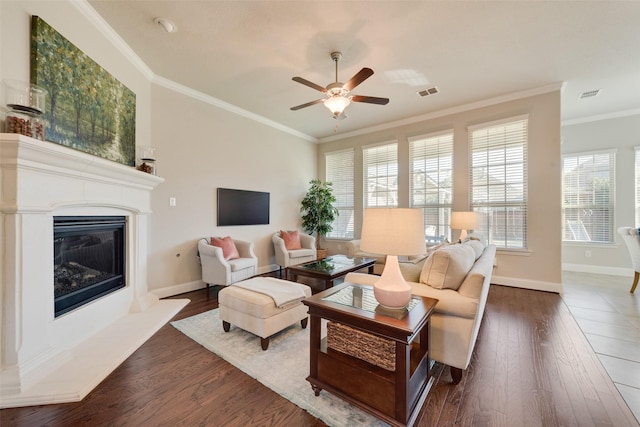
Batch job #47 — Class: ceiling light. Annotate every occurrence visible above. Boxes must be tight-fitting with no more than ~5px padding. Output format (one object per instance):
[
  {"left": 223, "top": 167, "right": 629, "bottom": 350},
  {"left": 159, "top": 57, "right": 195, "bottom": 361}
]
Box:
[
  {"left": 154, "top": 17, "right": 177, "bottom": 33},
  {"left": 324, "top": 95, "right": 351, "bottom": 118}
]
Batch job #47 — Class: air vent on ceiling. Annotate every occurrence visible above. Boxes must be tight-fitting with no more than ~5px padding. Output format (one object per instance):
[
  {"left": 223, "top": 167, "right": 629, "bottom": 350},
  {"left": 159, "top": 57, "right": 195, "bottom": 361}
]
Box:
[
  {"left": 579, "top": 89, "right": 601, "bottom": 99},
  {"left": 417, "top": 87, "right": 439, "bottom": 97}
]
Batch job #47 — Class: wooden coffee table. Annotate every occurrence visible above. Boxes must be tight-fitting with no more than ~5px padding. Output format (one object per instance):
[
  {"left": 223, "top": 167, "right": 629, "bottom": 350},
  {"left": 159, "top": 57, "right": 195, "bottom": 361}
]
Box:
[
  {"left": 303, "top": 283, "right": 438, "bottom": 427},
  {"left": 286, "top": 255, "right": 376, "bottom": 290}
]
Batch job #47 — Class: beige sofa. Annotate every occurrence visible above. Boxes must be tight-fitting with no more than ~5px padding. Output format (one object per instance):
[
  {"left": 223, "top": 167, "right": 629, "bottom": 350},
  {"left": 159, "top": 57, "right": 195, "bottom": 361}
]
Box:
[{"left": 345, "top": 240, "right": 496, "bottom": 384}]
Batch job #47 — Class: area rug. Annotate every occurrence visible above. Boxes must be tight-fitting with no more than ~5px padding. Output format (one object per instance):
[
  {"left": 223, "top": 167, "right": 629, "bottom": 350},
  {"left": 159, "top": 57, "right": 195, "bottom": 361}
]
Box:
[{"left": 171, "top": 309, "right": 388, "bottom": 427}]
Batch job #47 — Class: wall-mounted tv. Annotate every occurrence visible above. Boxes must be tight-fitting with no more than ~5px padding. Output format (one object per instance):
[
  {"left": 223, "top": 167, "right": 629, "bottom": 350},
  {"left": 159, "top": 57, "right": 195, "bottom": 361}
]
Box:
[{"left": 217, "top": 188, "right": 270, "bottom": 226}]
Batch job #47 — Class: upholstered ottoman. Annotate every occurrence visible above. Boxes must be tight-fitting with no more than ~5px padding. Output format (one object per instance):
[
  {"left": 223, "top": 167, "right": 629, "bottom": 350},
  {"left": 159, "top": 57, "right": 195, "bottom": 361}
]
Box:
[{"left": 218, "top": 277, "right": 311, "bottom": 350}]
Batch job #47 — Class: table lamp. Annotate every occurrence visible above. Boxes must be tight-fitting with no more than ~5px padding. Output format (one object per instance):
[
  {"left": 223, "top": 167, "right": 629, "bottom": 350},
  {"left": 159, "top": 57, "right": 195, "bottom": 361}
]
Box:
[
  {"left": 450, "top": 211, "right": 479, "bottom": 240},
  {"left": 360, "top": 208, "right": 426, "bottom": 309}
]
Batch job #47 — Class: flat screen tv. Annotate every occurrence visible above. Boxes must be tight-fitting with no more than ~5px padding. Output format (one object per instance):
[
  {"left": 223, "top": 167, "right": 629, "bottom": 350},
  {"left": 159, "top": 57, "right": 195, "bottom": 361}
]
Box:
[{"left": 217, "top": 188, "right": 270, "bottom": 226}]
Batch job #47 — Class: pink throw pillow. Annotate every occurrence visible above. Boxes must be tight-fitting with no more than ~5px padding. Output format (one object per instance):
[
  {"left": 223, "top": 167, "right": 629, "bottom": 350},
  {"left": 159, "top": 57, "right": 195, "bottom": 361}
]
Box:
[
  {"left": 210, "top": 236, "right": 240, "bottom": 260},
  {"left": 280, "top": 230, "right": 302, "bottom": 250}
]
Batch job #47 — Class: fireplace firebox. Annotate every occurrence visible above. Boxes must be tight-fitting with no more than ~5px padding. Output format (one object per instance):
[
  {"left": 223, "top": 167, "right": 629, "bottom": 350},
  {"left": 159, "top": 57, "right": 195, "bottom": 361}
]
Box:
[{"left": 54, "top": 216, "right": 126, "bottom": 317}]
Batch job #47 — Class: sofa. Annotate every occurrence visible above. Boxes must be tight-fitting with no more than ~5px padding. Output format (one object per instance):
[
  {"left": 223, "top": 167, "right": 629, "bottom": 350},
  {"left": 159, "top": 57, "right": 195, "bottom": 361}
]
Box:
[
  {"left": 345, "top": 239, "right": 428, "bottom": 276},
  {"left": 345, "top": 238, "right": 496, "bottom": 384}
]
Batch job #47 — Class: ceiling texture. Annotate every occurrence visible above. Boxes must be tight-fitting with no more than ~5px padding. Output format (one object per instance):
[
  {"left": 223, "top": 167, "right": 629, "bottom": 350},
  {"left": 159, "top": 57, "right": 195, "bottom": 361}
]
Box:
[{"left": 87, "top": 1, "right": 640, "bottom": 141}]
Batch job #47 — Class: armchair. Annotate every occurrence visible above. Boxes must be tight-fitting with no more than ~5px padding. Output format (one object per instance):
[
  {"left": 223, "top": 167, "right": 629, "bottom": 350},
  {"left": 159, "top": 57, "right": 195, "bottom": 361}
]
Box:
[
  {"left": 272, "top": 231, "right": 316, "bottom": 273},
  {"left": 197, "top": 238, "right": 258, "bottom": 287},
  {"left": 618, "top": 226, "right": 640, "bottom": 293}
]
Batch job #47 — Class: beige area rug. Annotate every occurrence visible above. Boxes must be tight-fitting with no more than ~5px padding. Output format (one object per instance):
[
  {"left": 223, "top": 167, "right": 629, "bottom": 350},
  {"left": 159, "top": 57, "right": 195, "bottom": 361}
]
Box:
[{"left": 171, "top": 309, "right": 388, "bottom": 427}]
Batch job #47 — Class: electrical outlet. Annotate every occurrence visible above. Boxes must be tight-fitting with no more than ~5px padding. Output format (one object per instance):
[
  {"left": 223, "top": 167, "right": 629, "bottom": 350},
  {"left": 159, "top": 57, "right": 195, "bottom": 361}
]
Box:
[
  {"left": 585, "top": 250, "right": 592, "bottom": 258},
  {"left": 169, "top": 197, "right": 176, "bottom": 207}
]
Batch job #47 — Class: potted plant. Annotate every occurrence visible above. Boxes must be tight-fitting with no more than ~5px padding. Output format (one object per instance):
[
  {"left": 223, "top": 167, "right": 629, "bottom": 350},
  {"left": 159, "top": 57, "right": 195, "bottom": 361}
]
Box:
[{"left": 300, "top": 179, "right": 338, "bottom": 259}]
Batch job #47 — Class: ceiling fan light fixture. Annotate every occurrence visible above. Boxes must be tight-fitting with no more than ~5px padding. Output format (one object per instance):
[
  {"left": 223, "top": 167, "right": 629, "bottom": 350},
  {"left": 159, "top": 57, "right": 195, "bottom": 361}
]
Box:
[{"left": 324, "top": 95, "right": 351, "bottom": 116}]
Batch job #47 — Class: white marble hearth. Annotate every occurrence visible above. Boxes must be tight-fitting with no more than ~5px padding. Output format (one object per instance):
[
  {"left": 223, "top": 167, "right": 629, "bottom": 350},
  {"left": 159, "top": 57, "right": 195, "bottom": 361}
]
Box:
[{"left": 0, "top": 134, "right": 188, "bottom": 408}]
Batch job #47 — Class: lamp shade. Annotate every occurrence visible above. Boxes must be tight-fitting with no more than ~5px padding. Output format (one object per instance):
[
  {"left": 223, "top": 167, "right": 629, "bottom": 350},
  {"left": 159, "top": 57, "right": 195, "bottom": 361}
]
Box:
[
  {"left": 450, "top": 211, "right": 478, "bottom": 230},
  {"left": 323, "top": 95, "right": 351, "bottom": 115},
  {"left": 360, "top": 208, "right": 425, "bottom": 256}
]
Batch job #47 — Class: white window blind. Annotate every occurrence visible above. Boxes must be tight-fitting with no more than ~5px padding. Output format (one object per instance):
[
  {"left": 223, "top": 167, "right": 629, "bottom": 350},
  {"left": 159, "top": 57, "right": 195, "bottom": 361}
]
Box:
[
  {"left": 325, "top": 149, "right": 354, "bottom": 239},
  {"left": 363, "top": 142, "right": 398, "bottom": 207},
  {"left": 470, "top": 116, "right": 528, "bottom": 249},
  {"left": 636, "top": 147, "right": 640, "bottom": 227},
  {"left": 409, "top": 131, "right": 453, "bottom": 243},
  {"left": 562, "top": 150, "right": 616, "bottom": 243}
]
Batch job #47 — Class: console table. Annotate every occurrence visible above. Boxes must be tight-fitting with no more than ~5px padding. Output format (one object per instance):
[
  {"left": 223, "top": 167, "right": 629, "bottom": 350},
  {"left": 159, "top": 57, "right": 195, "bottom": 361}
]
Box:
[{"left": 303, "top": 283, "right": 437, "bottom": 427}]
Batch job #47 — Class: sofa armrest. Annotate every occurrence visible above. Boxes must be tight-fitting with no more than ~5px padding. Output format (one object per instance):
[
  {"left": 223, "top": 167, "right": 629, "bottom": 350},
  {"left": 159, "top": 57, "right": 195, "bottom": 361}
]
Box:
[
  {"left": 345, "top": 240, "right": 361, "bottom": 257},
  {"left": 233, "top": 239, "right": 257, "bottom": 260},
  {"left": 299, "top": 233, "right": 316, "bottom": 250},
  {"left": 197, "top": 238, "right": 226, "bottom": 263}
]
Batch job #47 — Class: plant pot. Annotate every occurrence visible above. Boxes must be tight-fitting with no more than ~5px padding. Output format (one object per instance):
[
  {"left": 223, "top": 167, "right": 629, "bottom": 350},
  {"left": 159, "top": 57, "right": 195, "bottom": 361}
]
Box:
[{"left": 316, "top": 249, "right": 328, "bottom": 260}]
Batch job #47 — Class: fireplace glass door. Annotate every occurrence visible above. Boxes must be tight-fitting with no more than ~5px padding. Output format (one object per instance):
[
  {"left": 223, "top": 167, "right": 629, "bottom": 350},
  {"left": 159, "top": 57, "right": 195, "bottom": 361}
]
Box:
[{"left": 54, "top": 216, "right": 126, "bottom": 317}]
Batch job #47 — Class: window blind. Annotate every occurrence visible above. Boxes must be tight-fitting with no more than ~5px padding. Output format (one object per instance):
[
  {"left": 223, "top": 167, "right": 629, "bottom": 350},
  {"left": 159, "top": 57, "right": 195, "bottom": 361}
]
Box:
[
  {"left": 409, "top": 131, "right": 453, "bottom": 243},
  {"left": 469, "top": 116, "right": 528, "bottom": 249},
  {"left": 325, "top": 149, "right": 354, "bottom": 239},
  {"left": 562, "top": 150, "right": 616, "bottom": 243},
  {"left": 363, "top": 142, "right": 398, "bottom": 208}
]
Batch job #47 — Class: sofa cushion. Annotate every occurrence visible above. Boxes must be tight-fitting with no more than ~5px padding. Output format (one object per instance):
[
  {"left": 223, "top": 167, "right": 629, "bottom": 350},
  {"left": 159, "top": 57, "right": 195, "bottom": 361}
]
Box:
[
  {"left": 210, "top": 236, "right": 239, "bottom": 260},
  {"left": 463, "top": 239, "right": 485, "bottom": 260},
  {"left": 289, "top": 248, "right": 315, "bottom": 259},
  {"left": 420, "top": 243, "right": 476, "bottom": 290},
  {"left": 280, "top": 230, "right": 302, "bottom": 250}
]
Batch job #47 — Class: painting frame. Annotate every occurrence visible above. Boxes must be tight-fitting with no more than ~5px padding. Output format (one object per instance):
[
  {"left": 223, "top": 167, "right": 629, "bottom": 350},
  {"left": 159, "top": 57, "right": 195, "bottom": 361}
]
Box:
[{"left": 30, "top": 16, "right": 136, "bottom": 166}]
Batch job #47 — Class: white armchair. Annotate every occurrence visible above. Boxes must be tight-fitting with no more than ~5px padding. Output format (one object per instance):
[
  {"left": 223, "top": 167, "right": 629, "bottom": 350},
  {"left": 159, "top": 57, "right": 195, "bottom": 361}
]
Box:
[
  {"left": 197, "top": 238, "right": 258, "bottom": 287},
  {"left": 272, "top": 231, "right": 316, "bottom": 273},
  {"left": 618, "top": 226, "right": 640, "bottom": 293}
]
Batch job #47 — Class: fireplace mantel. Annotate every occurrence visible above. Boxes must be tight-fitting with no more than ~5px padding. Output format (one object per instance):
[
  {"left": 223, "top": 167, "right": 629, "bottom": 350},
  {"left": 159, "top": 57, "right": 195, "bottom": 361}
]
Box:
[{"left": 0, "top": 133, "right": 188, "bottom": 408}]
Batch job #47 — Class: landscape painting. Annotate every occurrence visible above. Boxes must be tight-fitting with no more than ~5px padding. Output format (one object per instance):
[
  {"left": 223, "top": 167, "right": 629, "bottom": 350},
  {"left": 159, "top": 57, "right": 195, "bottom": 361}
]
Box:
[{"left": 30, "top": 16, "right": 136, "bottom": 166}]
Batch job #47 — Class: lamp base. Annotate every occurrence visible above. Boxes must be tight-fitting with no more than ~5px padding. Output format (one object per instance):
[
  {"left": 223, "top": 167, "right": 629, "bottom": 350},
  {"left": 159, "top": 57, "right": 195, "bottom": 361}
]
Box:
[{"left": 373, "top": 255, "right": 412, "bottom": 309}]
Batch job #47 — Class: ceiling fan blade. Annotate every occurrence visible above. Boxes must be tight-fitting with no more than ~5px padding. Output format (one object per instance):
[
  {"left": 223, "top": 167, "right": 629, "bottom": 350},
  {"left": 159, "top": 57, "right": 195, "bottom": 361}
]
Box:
[
  {"left": 290, "top": 99, "right": 324, "bottom": 111},
  {"left": 343, "top": 68, "right": 374, "bottom": 91},
  {"left": 351, "top": 95, "right": 389, "bottom": 105},
  {"left": 292, "top": 77, "right": 327, "bottom": 93}
]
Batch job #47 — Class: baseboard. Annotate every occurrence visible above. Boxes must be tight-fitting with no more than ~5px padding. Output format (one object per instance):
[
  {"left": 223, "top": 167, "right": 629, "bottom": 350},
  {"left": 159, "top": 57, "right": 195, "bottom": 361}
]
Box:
[
  {"left": 491, "top": 275, "right": 563, "bottom": 294},
  {"left": 562, "top": 263, "right": 632, "bottom": 277},
  {"left": 152, "top": 265, "right": 282, "bottom": 299},
  {"left": 152, "top": 281, "right": 206, "bottom": 299}
]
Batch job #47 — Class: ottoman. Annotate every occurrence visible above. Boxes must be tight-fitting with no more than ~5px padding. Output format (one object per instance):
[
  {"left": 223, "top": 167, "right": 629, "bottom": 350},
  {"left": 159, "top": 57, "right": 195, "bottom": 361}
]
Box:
[{"left": 218, "top": 277, "right": 311, "bottom": 350}]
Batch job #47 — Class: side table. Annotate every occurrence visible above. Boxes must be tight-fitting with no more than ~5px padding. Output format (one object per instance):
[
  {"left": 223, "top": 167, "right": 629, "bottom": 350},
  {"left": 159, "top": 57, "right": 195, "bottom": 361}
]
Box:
[{"left": 302, "top": 283, "right": 438, "bottom": 427}]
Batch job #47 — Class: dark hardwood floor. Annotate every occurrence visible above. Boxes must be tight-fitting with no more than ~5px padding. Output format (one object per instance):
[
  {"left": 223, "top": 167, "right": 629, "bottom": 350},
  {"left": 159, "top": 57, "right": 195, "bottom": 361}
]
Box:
[{"left": 2, "top": 282, "right": 638, "bottom": 426}]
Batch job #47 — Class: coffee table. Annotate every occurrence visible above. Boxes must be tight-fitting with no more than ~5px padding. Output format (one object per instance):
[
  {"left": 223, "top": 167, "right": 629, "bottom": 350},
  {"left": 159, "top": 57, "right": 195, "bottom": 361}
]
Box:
[
  {"left": 286, "top": 254, "right": 376, "bottom": 290},
  {"left": 303, "top": 283, "right": 437, "bottom": 427}
]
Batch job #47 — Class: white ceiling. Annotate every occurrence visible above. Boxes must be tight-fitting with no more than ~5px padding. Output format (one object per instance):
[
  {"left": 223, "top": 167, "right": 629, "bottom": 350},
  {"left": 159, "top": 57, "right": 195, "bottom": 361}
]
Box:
[{"left": 87, "top": 1, "right": 640, "bottom": 141}]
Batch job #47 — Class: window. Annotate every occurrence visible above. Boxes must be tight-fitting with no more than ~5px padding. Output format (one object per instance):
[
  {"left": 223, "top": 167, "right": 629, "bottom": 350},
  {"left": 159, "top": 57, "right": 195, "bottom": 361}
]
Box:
[
  {"left": 409, "top": 131, "right": 453, "bottom": 243},
  {"left": 636, "top": 147, "right": 640, "bottom": 227},
  {"left": 325, "top": 149, "right": 354, "bottom": 239},
  {"left": 470, "top": 116, "right": 528, "bottom": 249},
  {"left": 363, "top": 142, "right": 398, "bottom": 207},
  {"left": 562, "top": 150, "right": 616, "bottom": 243}
]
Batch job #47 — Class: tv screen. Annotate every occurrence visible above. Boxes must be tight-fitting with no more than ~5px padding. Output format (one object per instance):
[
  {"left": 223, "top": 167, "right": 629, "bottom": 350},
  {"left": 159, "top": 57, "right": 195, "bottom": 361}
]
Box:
[{"left": 217, "top": 188, "right": 270, "bottom": 226}]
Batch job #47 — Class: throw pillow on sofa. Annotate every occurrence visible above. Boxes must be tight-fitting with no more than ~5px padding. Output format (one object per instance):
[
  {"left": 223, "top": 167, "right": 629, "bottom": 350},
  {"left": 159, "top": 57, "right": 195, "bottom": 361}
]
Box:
[
  {"left": 463, "top": 239, "right": 485, "bottom": 260},
  {"left": 419, "top": 243, "right": 476, "bottom": 290},
  {"left": 280, "top": 230, "right": 302, "bottom": 250},
  {"left": 210, "top": 236, "right": 240, "bottom": 260}
]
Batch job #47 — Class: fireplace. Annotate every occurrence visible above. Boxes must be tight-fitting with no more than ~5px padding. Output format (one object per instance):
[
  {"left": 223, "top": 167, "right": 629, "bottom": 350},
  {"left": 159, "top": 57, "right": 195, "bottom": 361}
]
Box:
[
  {"left": 1, "top": 134, "right": 188, "bottom": 408},
  {"left": 54, "top": 216, "right": 126, "bottom": 317}
]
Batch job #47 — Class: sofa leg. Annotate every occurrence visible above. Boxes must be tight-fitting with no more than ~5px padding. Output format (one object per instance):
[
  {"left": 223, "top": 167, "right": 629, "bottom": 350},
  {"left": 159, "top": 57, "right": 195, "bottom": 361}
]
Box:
[{"left": 451, "top": 367, "right": 463, "bottom": 384}]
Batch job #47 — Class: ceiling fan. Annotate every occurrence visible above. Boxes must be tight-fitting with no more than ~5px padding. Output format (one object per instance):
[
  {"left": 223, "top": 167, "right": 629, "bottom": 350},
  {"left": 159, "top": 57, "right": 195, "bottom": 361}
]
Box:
[{"left": 290, "top": 51, "right": 389, "bottom": 120}]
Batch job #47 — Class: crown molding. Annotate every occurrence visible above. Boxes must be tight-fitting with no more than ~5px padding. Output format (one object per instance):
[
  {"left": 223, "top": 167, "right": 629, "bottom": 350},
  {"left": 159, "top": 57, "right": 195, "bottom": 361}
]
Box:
[
  {"left": 561, "top": 108, "right": 640, "bottom": 127},
  {"left": 151, "top": 76, "right": 317, "bottom": 143},
  {"left": 319, "top": 83, "right": 564, "bottom": 143},
  {"left": 71, "top": 0, "right": 154, "bottom": 81}
]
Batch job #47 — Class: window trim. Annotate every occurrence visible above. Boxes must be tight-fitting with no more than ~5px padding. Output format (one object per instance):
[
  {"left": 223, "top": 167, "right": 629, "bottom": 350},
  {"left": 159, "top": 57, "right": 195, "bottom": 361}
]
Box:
[{"left": 325, "top": 148, "right": 355, "bottom": 240}]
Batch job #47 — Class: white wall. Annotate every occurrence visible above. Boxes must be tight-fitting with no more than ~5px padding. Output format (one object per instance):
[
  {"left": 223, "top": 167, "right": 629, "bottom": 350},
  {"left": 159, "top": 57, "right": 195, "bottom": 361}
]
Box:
[
  {"left": 148, "top": 85, "right": 316, "bottom": 293},
  {"left": 561, "top": 113, "right": 640, "bottom": 276},
  {"left": 0, "top": 1, "right": 317, "bottom": 298},
  {"left": 318, "top": 91, "right": 563, "bottom": 292}
]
